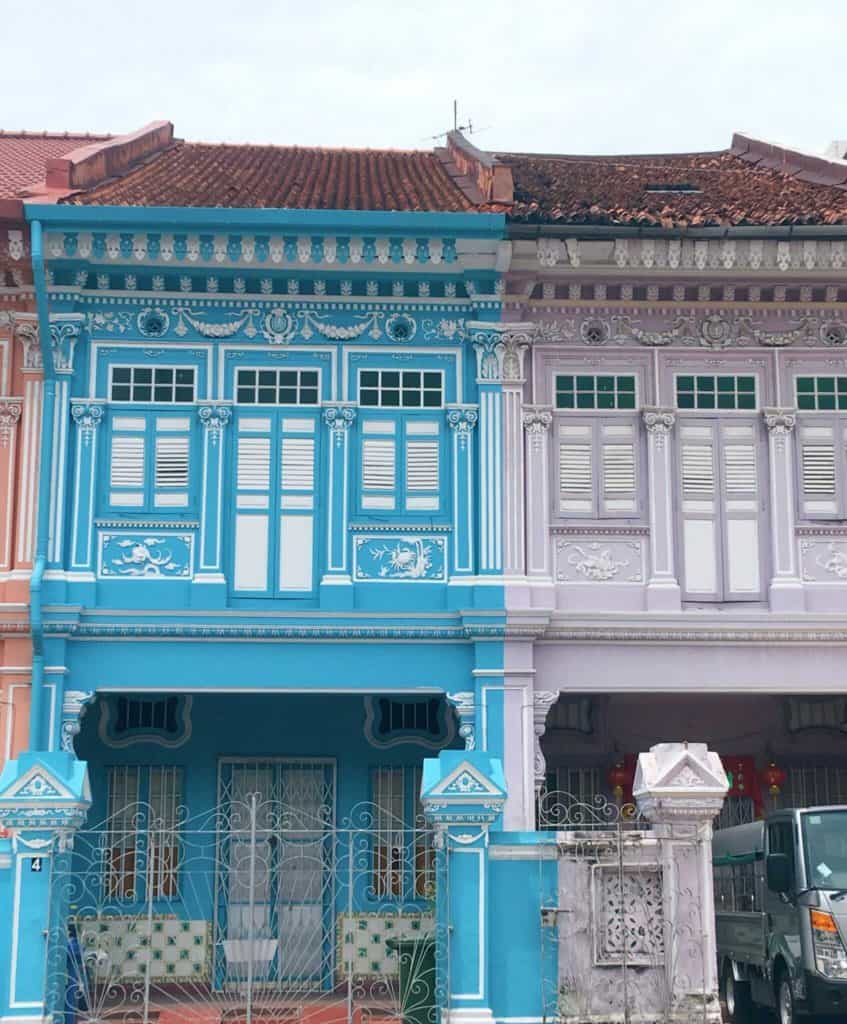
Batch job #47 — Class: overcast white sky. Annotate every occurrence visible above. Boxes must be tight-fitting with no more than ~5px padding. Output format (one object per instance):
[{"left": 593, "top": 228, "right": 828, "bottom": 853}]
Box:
[{"left": 4, "top": 0, "right": 846, "bottom": 156}]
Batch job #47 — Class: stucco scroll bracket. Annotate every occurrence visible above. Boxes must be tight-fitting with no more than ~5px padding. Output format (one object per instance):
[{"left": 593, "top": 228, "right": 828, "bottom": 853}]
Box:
[
  {"left": 60, "top": 690, "right": 97, "bottom": 754},
  {"left": 445, "top": 691, "right": 476, "bottom": 750},
  {"left": 532, "top": 690, "right": 559, "bottom": 794},
  {"left": 642, "top": 407, "right": 676, "bottom": 450}
]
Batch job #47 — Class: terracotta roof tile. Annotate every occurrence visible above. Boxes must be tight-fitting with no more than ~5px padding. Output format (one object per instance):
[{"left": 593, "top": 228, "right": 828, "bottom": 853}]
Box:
[
  {"left": 65, "top": 142, "right": 478, "bottom": 212},
  {"left": 0, "top": 131, "right": 112, "bottom": 199},
  {"left": 497, "top": 148, "right": 847, "bottom": 227}
]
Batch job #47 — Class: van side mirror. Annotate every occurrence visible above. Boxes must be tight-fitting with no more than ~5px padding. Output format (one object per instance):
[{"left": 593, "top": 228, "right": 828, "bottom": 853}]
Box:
[{"left": 766, "top": 853, "right": 792, "bottom": 894}]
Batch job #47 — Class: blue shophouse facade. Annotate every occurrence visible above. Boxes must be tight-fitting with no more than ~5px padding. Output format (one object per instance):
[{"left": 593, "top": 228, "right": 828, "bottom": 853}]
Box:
[{"left": 0, "top": 191, "right": 555, "bottom": 1024}]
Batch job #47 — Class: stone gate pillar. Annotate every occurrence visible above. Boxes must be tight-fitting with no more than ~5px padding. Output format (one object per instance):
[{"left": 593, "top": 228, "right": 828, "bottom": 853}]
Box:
[
  {"left": 633, "top": 742, "right": 728, "bottom": 1024},
  {"left": 0, "top": 751, "right": 91, "bottom": 1023},
  {"left": 421, "top": 750, "right": 506, "bottom": 1024}
]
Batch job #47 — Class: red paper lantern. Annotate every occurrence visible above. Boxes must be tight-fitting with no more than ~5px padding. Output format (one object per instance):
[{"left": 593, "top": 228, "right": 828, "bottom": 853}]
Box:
[
  {"left": 608, "top": 761, "right": 629, "bottom": 802},
  {"left": 761, "top": 761, "right": 787, "bottom": 797}
]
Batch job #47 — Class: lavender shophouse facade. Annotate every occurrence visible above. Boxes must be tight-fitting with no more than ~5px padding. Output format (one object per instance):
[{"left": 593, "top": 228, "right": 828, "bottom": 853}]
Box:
[{"left": 449, "top": 130, "right": 847, "bottom": 830}]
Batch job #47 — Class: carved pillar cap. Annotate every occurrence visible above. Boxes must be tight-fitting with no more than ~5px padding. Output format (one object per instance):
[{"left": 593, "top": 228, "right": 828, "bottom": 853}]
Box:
[
  {"left": 466, "top": 321, "right": 536, "bottom": 384},
  {"left": 522, "top": 406, "right": 554, "bottom": 433},
  {"left": 198, "top": 404, "right": 233, "bottom": 441},
  {"left": 633, "top": 741, "right": 729, "bottom": 824},
  {"left": 0, "top": 751, "right": 92, "bottom": 837},
  {"left": 763, "top": 407, "right": 797, "bottom": 433},
  {"left": 322, "top": 405, "right": 357, "bottom": 431},
  {"left": 446, "top": 406, "right": 479, "bottom": 433},
  {"left": 641, "top": 407, "right": 676, "bottom": 434}
]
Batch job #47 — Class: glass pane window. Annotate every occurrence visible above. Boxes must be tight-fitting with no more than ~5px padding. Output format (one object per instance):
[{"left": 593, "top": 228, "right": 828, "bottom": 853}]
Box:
[
  {"left": 796, "top": 376, "right": 847, "bottom": 411},
  {"left": 370, "top": 766, "right": 431, "bottom": 900},
  {"left": 110, "top": 366, "right": 196, "bottom": 403},
  {"left": 235, "top": 368, "right": 320, "bottom": 405},
  {"left": 359, "top": 369, "right": 443, "bottom": 408},
  {"left": 676, "top": 374, "right": 756, "bottom": 411},
  {"left": 555, "top": 374, "right": 636, "bottom": 410}
]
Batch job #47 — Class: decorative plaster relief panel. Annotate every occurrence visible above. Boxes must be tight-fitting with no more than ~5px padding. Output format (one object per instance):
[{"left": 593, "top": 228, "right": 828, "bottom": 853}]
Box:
[
  {"left": 98, "top": 531, "right": 194, "bottom": 578},
  {"left": 555, "top": 536, "right": 645, "bottom": 584},
  {"left": 353, "top": 534, "right": 447, "bottom": 581},
  {"left": 800, "top": 537, "right": 847, "bottom": 582}
]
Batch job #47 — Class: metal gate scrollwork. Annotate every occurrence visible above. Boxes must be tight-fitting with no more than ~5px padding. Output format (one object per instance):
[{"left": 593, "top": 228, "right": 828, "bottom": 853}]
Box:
[{"left": 44, "top": 782, "right": 444, "bottom": 1024}]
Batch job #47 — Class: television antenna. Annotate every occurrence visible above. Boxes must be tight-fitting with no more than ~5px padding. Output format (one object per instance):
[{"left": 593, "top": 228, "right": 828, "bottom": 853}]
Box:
[{"left": 426, "top": 100, "right": 490, "bottom": 142}]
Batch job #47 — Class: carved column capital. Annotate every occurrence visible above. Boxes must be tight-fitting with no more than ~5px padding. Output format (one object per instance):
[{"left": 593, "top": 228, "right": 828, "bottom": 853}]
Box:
[
  {"left": 322, "top": 405, "right": 357, "bottom": 445},
  {"left": 0, "top": 400, "right": 22, "bottom": 448},
  {"left": 446, "top": 405, "right": 478, "bottom": 449},
  {"left": 522, "top": 406, "right": 554, "bottom": 453},
  {"left": 467, "top": 321, "right": 535, "bottom": 384},
  {"left": 49, "top": 315, "right": 84, "bottom": 375},
  {"left": 71, "top": 402, "right": 105, "bottom": 445},
  {"left": 12, "top": 315, "right": 41, "bottom": 372},
  {"left": 198, "top": 404, "right": 232, "bottom": 444},
  {"left": 763, "top": 407, "right": 797, "bottom": 435},
  {"left": 642, "top": 406, "right": 676, "bottom": 449},
  {"left": 446, "top": 691, "right": 476, "bottom": 751}
]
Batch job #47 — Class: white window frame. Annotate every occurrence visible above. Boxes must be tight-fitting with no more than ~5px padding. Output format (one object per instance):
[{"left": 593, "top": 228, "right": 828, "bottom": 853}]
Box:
[
  {"left": 358, "top": 368, "right": 444, "bottom": 409},
  {"left": 553, "top": 372, "right": 639, "bottom": 412},
  {"left": 109, "top": 364, "right": 197, "bottom": 404},
  {"left": 234, "top": 366, "right": 322, "bottom": 406},
  {"left": 674, "top": 372, "right": 758, "bottom": 413}
]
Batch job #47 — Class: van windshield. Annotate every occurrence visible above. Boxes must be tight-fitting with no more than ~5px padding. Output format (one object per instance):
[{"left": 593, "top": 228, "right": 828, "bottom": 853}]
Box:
[{"left": 802, "top": 810, "right": 847, "bottom": 890}]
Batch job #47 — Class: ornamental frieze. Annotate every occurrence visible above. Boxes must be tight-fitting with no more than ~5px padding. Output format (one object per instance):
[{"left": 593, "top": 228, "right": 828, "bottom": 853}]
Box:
[
  {"left": 529, "top": 310, "right": 847, "bottom": 349},
  {"left": 85, "top": 304, "right": 467, "bottom": 346}
]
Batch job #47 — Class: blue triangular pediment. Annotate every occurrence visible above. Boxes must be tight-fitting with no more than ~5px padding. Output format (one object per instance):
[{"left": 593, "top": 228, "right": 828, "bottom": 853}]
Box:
[
  {"left": 427, "top": 759, "right": 505, "bottom": 800},
  {"left": 1, "top": 765, "right": 72, "bottom": 801}
]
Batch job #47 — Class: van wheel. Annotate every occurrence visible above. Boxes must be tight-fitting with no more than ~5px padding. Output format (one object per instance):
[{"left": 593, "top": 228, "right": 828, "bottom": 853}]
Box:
[
  {"left": 722, "top": 963, "right": 753, "bottom": 1024},
  {"left": 777, "top": 970, "right": 796, "bottom": 1024}
]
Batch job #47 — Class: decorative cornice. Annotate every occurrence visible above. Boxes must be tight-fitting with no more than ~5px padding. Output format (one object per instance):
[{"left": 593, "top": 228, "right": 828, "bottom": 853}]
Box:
[
  {"left": 534, "top": 236, "right": 847, "bottom": 274},
  {"left": 519, "top": 625, "right": 847, "bottom": 644},
  {"left": 43, "top": 621, "right": 506, "bottom": 640},
  {"left": 47, "top": 230, "right": 460, "bottom": 270},
  {"left": 0, "top": 400, "right": 22, "bottom": 447}
]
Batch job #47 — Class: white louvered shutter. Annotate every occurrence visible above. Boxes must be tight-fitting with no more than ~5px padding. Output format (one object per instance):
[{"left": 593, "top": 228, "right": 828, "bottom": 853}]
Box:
[
  {"left": 558, "top": 423, "right": 594, "bottom": 515},
  {"left": 679, "top": 421, "right": 720, "bottom": 599},
  {"left": 153, "top": 417, "right": 190, "bottom": 508},
  {"left": 278, "top": 418, "right": 316, "bottom": 591},
  {"left": 109, "top": 416, "right": 146, "bottom": 507},
  {"left": 405, "top": 420, "right": 440, "bottom": 511},
  {"left": 361, "top": 420, "right": 397, "bottom": 510},
  {"left": 599, "top": 420, "right": 638, "bottom": 517},
  {"left": 720, "top": 421, "right": 762, "bottom": 599},
  {"left": 798, "top": 420, "right": 840, "bottom": 518},
  {"left": 233, "top": 417, "right": 272, "bottom": 591}
]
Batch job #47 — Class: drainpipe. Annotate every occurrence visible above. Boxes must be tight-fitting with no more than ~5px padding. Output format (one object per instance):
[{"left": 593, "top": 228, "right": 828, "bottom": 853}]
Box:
[{"left": 29, "top": 219, "right": 56, "bottom": 753}]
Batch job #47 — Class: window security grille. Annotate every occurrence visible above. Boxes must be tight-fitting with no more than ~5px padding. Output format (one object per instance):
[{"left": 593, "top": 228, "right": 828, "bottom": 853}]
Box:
[
  {"left": 105, "top": 765, "right": 183, "bottom": 901},
  {"left": 359, "top": 370, "right": 443, "bottom": 408},
  {"left": 235, "top": 368, "right": 320, "bottom": 405},
  {"left": 676, "top": 374, "right": 757, "bottom": 411},
  {"left": 371, "top": 766, "right": 431, "bottom": 899},
  {"left": 555, "top": 374, "right": 636, "bottom": 410},
  {"left": 110, "top": 366, "right": 196, "bottom": 403}
]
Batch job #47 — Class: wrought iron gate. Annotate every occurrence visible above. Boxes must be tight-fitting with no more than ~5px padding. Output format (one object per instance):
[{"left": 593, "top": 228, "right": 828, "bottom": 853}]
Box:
[
  {"left": 539, "top": 790, "right": 713, "bottom": 1024},
  {"left": 44, "top": 765, "right": 443, "bottom": 1024}
]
